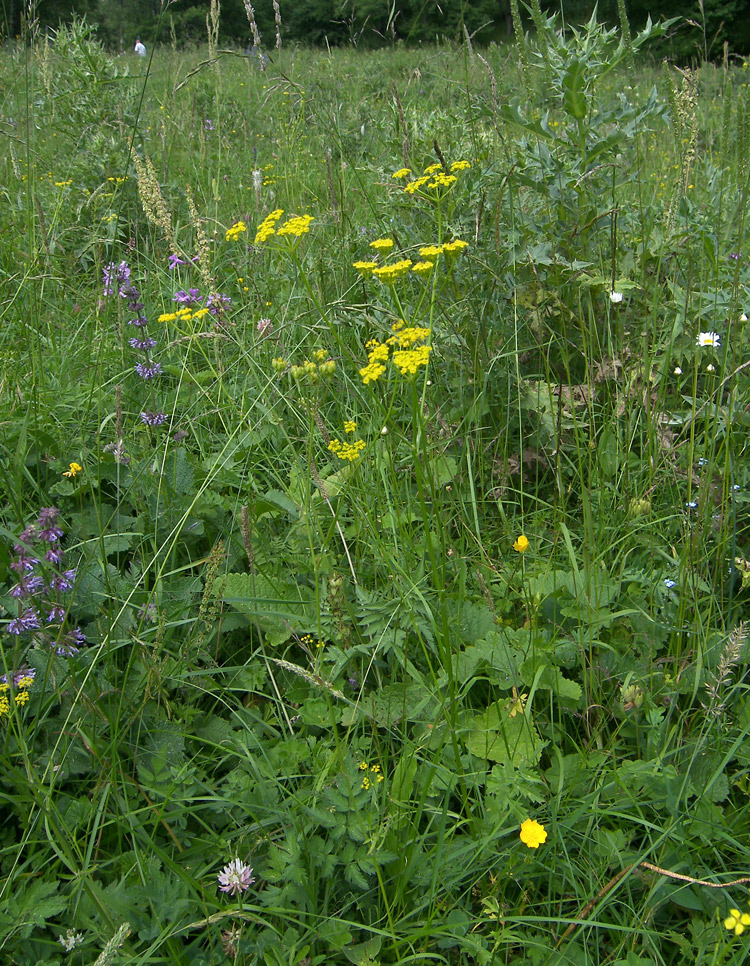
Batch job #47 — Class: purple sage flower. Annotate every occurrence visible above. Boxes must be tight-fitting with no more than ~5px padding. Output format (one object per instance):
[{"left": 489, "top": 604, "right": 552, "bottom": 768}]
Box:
[
  {"left": 173, "top": 288, "right": 202, "bottom": 306},
  {"left": 47, "top": 604, "right": 67, "bottom": 622},
  {"left": 140, "top": 410, "right": 169, "bottom": 427},
  {"left": 168, "top": 253, "right": 186, "bottom": 269},
  {"left": 128, "top": 315, "right": 150, "bottom": 328},
  {"left": 10, "top": 574, "right": 44, "bottom": 599},
  {"left": 206, "top": 293, "right": 232, "bottom": 314},
  {"left": 8, "top": 608, "right": 41, "bottom": 635},
  {"left": 129, "top": 336, "right": 157, "bottom": 351},
  {"left": 135, "top": 362, "right": 162, "bottom": 380}
]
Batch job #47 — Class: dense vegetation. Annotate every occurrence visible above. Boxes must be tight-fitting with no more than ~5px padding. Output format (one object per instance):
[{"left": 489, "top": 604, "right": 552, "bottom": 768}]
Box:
[
  {"left": 3, "top": 0, "right": 750, "bottom": 59},
  {"left": 2, "top": 5, "right": 750, "bottom": 965}
]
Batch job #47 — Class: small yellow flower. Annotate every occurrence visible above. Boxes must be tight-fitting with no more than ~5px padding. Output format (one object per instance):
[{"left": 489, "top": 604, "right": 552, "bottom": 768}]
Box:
[
  {"left": 450, "top": 160, "right": 471, "bottom": 172},
  {"left": 392, "top": 167, "right": 412, "bottom": 179},
  {"left": 513, "top": 535, "right": 529, "bottom": 553},
  {"left": 724, "top": 909, "right": 750, "bottom": 935},
  {"left": 344, "top": 421, "right": 357, "bottom": 434},
  {"left": 506, "top": 687, "right": 527, "bottom": 718},
  {"left": 63, "top": 461, "right": 82, "bottom": 478},
  {"left": 423, "top": 162, "right": 443, "bottom": 175},
  {"left": 359, "top": 761, "right": 369, "bottom": 771},
  {"left": 519, "top": 819, "right": 547, "bottom": 849}
]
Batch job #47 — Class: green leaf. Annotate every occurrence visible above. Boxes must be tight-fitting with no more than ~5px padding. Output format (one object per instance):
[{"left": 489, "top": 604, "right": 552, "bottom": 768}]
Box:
[
  {"left": 220, "top": 572, "right": 316, "bottom": 644},
  {"left": 466, "top": 703, "right": 543, "bottom": 765},
  {"left": 562, "top": 60, "right": 588, "bottom": 120}
]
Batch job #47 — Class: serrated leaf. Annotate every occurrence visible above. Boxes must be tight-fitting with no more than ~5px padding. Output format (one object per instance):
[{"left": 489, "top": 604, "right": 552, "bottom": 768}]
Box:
[{"left": 466, "top": 702, "right": 542, "bottom": 765}]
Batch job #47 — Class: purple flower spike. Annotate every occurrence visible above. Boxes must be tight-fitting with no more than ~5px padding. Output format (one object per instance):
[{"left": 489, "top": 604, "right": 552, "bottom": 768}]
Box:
[
  {"left": 129, "top": 336, "right": 157, "bottom": 351},
  {"left": 135, "top": 362, "right": 162, "bottom": 380},
  {"left": 140, "top": 411, "right": 169, "bottom": 427},
  {"left": 168, "top": 253, "right": 186, "bottom": 269},
  {"left": 8, "top": 608, "right": 41, "bottom": 635}
]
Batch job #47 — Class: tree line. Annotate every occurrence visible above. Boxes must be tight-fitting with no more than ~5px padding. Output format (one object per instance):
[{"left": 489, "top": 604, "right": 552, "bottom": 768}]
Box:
[{"left": 2, "top": 0, "right": 750, "bottom": 58}]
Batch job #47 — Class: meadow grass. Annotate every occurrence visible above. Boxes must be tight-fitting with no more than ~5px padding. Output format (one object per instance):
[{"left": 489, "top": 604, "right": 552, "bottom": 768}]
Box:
[{"left": 2, "top": 13, "right": 750, "bottom": 966}]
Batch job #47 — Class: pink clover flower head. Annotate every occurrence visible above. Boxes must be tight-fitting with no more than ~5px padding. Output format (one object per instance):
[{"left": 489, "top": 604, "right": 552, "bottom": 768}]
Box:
[
  {"left": 217, "top": 858, "right": 255, "bottom": 896},
  {"left": 696, "top": 331, "right": 721, "bottom": 348},
  {"left": 257, "top": 317, "right": 273, "bottom": 336}
]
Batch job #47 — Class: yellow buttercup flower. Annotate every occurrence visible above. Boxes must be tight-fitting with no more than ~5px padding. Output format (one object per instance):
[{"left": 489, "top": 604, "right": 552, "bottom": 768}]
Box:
[
  {"left": 519, "top": 819, "right": 547, "bottom": 849},
  {"left": 724, "top": 908, "right": 750, "bottom": 935},
  {"left": 513, "top": 535, "right": 529, "bottom": 553}
]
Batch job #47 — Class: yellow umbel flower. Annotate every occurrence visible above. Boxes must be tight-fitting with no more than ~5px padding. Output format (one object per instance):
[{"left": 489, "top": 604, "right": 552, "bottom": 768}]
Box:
[
  {"left": 412, "top": 261, "right": 435, "bottom": 275},
  {"left": 353, "top": 261, "right": 378, "bottom": 274},
  {"left": 392, "top": 345, "right": 431, "bottom": 376},
  {"left": 392, "top": 168, "right": 412, "bottom": 179},
  {"left": 369, "top": 238, "right": 394, "bottom": 253},
  {"left": 450, "top": 160, "right": 471, "bottom": 171},
  {"left": 372, "top": 259, "right": 412, "bottom": 283},
  {"left": 225, "top": 220, "right": 247, "bottom": 242},
  {"left": 276, "top": 214, "right": 314, "bottom": 238}
]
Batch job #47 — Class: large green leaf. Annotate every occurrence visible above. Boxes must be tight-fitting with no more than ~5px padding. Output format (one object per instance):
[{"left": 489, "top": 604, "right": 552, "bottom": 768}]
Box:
[{"left": 466, "top": 702, "right": 543, "bottom": 765}]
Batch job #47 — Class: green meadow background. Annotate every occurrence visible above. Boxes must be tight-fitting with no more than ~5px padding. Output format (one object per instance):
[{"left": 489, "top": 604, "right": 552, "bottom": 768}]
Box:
[{"left": 2, "top": 5, "right": 750, "bottom": 964}]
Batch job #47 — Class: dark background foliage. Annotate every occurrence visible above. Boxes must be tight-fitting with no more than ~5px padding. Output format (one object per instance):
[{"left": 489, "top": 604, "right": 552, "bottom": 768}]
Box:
[{"left": 2, "top": 0, "right": 749, "bottom": 62}]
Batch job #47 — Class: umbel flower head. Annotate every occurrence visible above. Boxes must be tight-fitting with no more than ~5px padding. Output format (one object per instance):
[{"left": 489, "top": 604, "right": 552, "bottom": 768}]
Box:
[
  {"left": 217, "top": 858, "right": 255, "bottom": 896},
  {"left": 519, "top": 819, "right": 547, "bottom": 849}
]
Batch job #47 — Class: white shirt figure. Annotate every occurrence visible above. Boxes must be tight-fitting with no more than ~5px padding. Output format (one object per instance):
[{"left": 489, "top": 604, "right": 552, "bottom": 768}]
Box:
[{"left": 134, "top": 39, "right": 146, "bottom": 56}]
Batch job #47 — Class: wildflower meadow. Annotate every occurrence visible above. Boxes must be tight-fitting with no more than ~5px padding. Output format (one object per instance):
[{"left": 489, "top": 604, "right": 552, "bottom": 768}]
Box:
[{"left": 3, "top": 6, "right": 750, "bottom": 965}]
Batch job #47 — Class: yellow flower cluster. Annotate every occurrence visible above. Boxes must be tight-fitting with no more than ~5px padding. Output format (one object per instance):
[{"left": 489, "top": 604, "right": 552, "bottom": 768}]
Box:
[
  {"left": 225, "top": 220, "right": 247, "bottom": 242},
  {"left": 369, "top": 238, "right": 394, "bottom": 253},
  {"left": 276, "top": 214, "right": 314, "bottom": 238},
  {"left": 0, "top": 675, "right": 34, "bottom": 718},
  {"left": 328, "top": 437, "right": 365, "bottom": 462},
  {"left": 62, "top": 461, "right": 82, "bottom": 478},
  {"left": 392, "top": 168, "right": 412, "bottom": 179},
  {"left": 392, "top": 345, "right": 431, "bottom": 376},
  {"left": 397, "top": 160, "right": 471, "bottom": 195},
  {"left": 343, "top": 420, "right": 357, "bottom": 434},
  {"left": 254, "top": 208, "right": 285, "bottom": 243},
  {"left": 353, "top": 261, "right": 378, "bottom": 274},
  {"left": 419, "top": 240, "right": 469, "bottom": 258},
  {"left": 411, "top": 261, "right": 434, "bottom": 275},
  {"left": 372, "top": 259, "right": 413, "bottom": 283},
  {"left": 359, "top": 322, "right": 432, "bottom": 384},
  {"left": 359, "top": 761, "right": 385, "bottom": 789},
  {"left": 158, "top": 307, "right": 210, "bottom": 323}
]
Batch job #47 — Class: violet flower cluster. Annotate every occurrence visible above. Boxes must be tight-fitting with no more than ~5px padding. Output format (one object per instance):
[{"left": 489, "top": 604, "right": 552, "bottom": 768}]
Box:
[
  {"left": 7, "top": 507, "right": 85, "bottom": 657},
  {"left": 103, "top": 260, "right": 168, "bottom": 428}
]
